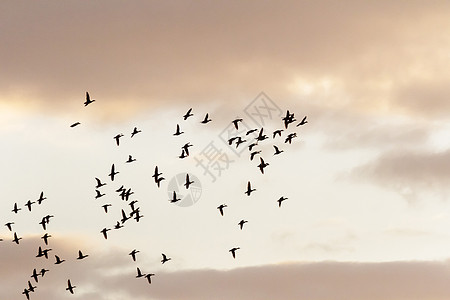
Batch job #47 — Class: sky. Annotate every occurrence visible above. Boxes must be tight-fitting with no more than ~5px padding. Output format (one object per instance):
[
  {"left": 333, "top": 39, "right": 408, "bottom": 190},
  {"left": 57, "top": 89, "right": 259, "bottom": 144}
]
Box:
[{"left": 1, "top": 0, "right": 450, "bottom": 299}]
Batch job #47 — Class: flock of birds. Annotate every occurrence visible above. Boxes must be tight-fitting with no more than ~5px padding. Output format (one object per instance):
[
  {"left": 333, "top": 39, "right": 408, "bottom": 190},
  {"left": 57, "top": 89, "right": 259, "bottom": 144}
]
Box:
[{"left": 2, "top": 92, "right": 308, "bottom": 299}]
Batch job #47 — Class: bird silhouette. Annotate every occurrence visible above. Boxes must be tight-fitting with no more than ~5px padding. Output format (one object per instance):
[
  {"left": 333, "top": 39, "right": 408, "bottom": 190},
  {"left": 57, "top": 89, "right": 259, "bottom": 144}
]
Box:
[
  {"left": 102, "top": 204, "right": 112, "bottom": 213},
  {"left": 161, "top": 253, "right": 171, "bottom": 264},
  {"left": 129, "top": 249, "right": 140, "bottom": 261},
  {"left": 232, "top": 118, "right": 243, "bottom": 130},
  {"left": 179, "top": 149, "right": 187, "bottom": 159},
  {"left": 235, "top": 136, "right": 246, "bottom": 148},
  {"left": 217, "top": 204, "right": 227, "bottom": 216},
  {"left": 277, "top": 196, "right": 288, "bottom": 207},
  {"left": 77, "top": 250, "right": 89, "bottom": 260},
  {"left": 282, "top": 110, "right": 296, "bottom": 129},
  {"left": 273, "top": 129, "right": 283, "bottom": 138},
  {"left": 229, "top": 247, "right": 240, "bottom": 258},
  {"left": 248, "top": 142, "right": 258, "bottom": 151},
  {"left": 238, "top": 220, "right": 248, "bottom": 230},
  {"left": 129, "top": 200, "right": 138, "bottom": 210},
  {"left": 183, "top": 108, "right": 193, "bottom": 120},
  {"left": 246, "top": 128, "right": 258, "bottom": 135},
  {"left": 84, "top": 91, "right": 95, "bottom": 106},
  {"left": 70, "top": 122, "right": 81, "bottom": 128},
  {"left": 5, "top": 222, "right": 14, "bottom": 231},
  {"left": 116, "top": 185, "right": 125, "bottom": 193},
  {"left": 113, "top": 133, "right": 124, "bottom": 146},
  {"left": 228, "top": 136, "right": 238, "bottom": 145},
  {"left": 95, "top": 177, "right": 106, "bottom": 188},
  {"left": 184, "top": 174, "right": 194, "bottom": 189},
  {"left": 126, "top": 155, "right": 136, "bottom": 163},
  {"left": 296, "top": 116, "right": 308, "bottom": 126},
  {"left": 131, "top": 127, "right": 142, "bottom": 138},
  {"left": 101, "top": 228, "right": 111, "bottom": 239},
  {"left": 95, "top": 190, "right": 105, "bottom": 199},
  {"left": 40, "top": 268, "right": 49, "bottom": 277},
  {"left": 273, "top": 145, "right": 284, "bottom": 155},
  {"left": 66, "top": 279, "right": 76, "bottom": 294},
  {"left": 250, "top": 150, "right": 261, "bottom": 161},
  {"left": 133, "top": 210, "right": 144, "bottom": 222},
  {"left": 39, "top": 218, "right": 48, "bottom": 230},
  {"left": 170, "top": 191, "right": 181, "bottom": 203},
  {"left": 109, "top": 164, "right": 119, "bottom": 181},
  {"left": 37, "top": 191, "right": 47, "bottom": 205},
  {"left": 12, "top": 203, "right": 21, "bottom": 214},
  {"left": 284, "top": 132, "right": 297, "bottom": 144},
  {"left": 257, "top": 157, "right": 269, "bottom": 174},
  {"left": 245, "top": 181, "right": 256, "bottom": 196},
  {"left": 255, "top": 128, "right": 268, "bottom": 142},
  {"left": 173, "top": 124, "right": 184, "bottom": 136},
  {"left": 12, "top": 232, "right": 22, "bottom": 244},
  {"left": 136, "top": 267, "right": 145, "bottom": 278},
  {"left": 114, "top": 221, "right": 124, "bottom": 230},
  {"left": 201, "top": 113, "right": 212, "bottom": 124},
  {"left": 31, "top": 268, "right": 40, "bottom": 283},
  {"left": 22, "top": 288, "right": 30, "bottom": 300},
  {"left": 41, "top": 233, "right": 52, "bottom": 245},
  {"left": 145, "top": 273, "right": 155, "bottom": 284},
  {"left": 121, "top": 209, "right": 131, "bottom": 224},
  {"left": 27, "top": 280, "right": 37, "bottom": 292},
  {"left": 55, "top": 255, "right": 65, "bottom": 264},
  {"left": 182, "top": 142, "right": 193, "bottom": 156},
  {"left": 36, "top": 246, "right": 52, "bottom": 259}
]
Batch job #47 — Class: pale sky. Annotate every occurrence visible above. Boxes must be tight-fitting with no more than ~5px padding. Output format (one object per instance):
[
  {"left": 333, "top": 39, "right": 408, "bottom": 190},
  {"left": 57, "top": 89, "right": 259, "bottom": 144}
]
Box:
[{"left": 1, "top": 1, "right": 450, "bottom": 299}]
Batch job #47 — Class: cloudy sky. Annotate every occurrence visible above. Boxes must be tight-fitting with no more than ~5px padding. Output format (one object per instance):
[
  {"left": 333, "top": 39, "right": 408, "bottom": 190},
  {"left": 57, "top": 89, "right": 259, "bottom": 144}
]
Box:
[{"left": 1, "top": 1, "right": 450, "bottom": 299}]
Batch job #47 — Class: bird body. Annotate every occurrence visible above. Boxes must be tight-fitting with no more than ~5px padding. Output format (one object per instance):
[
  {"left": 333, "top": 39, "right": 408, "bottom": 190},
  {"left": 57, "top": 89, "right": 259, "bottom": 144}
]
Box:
[{"left": 66, "top": 279, "right": 76, "bottom": 294}]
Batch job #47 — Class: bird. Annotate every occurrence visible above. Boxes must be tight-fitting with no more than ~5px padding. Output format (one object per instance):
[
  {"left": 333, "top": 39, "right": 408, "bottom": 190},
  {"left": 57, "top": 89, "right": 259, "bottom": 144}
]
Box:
[
  {"left": 5, "top": 222, "right": 14, "bottom": 231},
  {"left": 121, "top": 209, "right": 131, "bottom": 224},
  {"left": 228, "top": 136, "right": 238, "bottom": 145},
  {"left": 55, "top": 255, "right": 65, "bottom": 264},
  {"left": 113, "top": 133, "right": 124, "bottom": 146},
  {"left": 27, "top": 280, "right": 37, "bottom": 292},
  {"left": 116, "top": 185, "right": 125, "bottom": 193},
  {"left": 12, "top": 202, "right": 21, "bottom": 214},
  {"left": 257, "top": 157, "right": 269, "bottom": 174},
  {"left": 246, "top": 128, "right": 258, "bottom": 135},
  {"left": 152, "top": 166, "right": 165, "bottom": 187},
  {"left": 95, "top": 177, "right": 106, "bottom": 188},
  {"left": 36, "top": 246, "right": 52, "bottom": 259},
  {"left": 155, "top": 176, "right": 165, "bottom": 188},
  {"left": 39, "top": 217, "right": 48, "bottom": 230},
  {"left": 129, "top": 249, "right": 140, "bottom": 261},
  {"left": 229, "top": 247, "right": 240, "bottom": 259},
  {"left": 145, "top": 273, "right": 155, "bottom": 284},
  {"left": 245, "top": 181, "right": 256, "bottom": 196},
  {"left": 178, "top": 149, "right": 187, "bottom": 159},
  {"left": 22, "top": 288, "right": 30, "bottom": 300},
  {"left": 277, "top": 196, "right": 288, "bottom": 207},
  {"left": 66, "top": 279, "right": 76, "bottom": 294},
  {"left": 282, "top": 110, "right": 296, "bottom": 129},
  {"left": 250, "top": 150, "right": 261, "bottom": 161},
  {"left": 273, "top": 129, "right": 284, "bottom": 138},
  {"left": 183, "top": 108, "right": 193, "bottom": 120},
  {"left": 134, "top": 210, "right": 144, "bottom": 222},
  {"left": 109, "top": 164, "right": 119, "bottom": 181},
  {"left": 31, "top": 268, "right": 40, "bottom": 283},
  {"left": 126, "top": 155, "right": 136, "bottom": 163},
  {"left": 44, "top": 214, "right": 55, "bottom": 223},
  {"left": 114, "top": 221, "right": 124, "bottom": 230},
  {"left": 184, "top": 173, "right": 194, "bottom": 189},
  {"left": 182, "top": 142, "right": 193, "bottom": 156},
  {"left": 235, "top": 136, "right": 246, "bottom": 148},
  {"left": 95, "top": 189, "right": 105, "bottom": 199},
  {"left": 84, "top": 91, "right": 95, "bottom": 106},
  {"left": 77, "top": 250, "right": 89, "bottom": 260},
  {"left": 248, "top": 142, "right": 258, "bottom": 151},
  {"left": 161, "top": 253, "right": 171, "bottom": 264},
  {"left": 102, "top": 204, "right": 112, "bottom": 213},
  {"left": 136, "top": 267, "right": 145, "bottom": 278},
  {"left": 12, "top": 232, "right": 22, "bottom": 244},
  {"left": 284, "top": 132, "right": 297, "bottom": 144},
  {"left": 40, "top": 268, "right": 50, "bottom": 277},
  {"left": 217, "top": 204, "right": 227, "bottom": 216},
  {"left": 170, "top": 191, "right": 181, "bottom": 203},
  {"left": 238, "top": 220, "right": 248, "bottom": 230},
  {"left": 70, "top": 122, "right": 81, "bottom": 128},
  {"left": 100, "top": 228, "right": 111, "bottom": 240},
  {"left": 37, "top": 191, "right": 47, "bottom": 205},
  {"left": 131, "top": 127, "right": 142, "bottom": 138},
  {"left": 201, "top": 113, "right": 211, "bottom": 124},
  {"left": 41, "top": 233, "right": 52, "bottom": 245},
  {"left": 129, "top": 200, "right": 138, "bottom": 210},
  {"left": 232, "top": 118, "right": 243, "bottom": 130},
  {"left": 296, "top": 116, "right": 308, "bottom": 126},
  {"left": 273, "top": 145, "right": 284, "bottom": 155},
  {"left": 255, "top": 128, "right": 268, "bottom": 142},
  {"left": 173, "top": 124, "right": 184, "bottom": 136}
]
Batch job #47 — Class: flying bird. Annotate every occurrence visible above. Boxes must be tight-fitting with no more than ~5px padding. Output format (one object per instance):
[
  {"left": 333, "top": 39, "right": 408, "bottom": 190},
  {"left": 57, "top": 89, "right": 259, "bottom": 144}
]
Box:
[
  {"left": 12, "top": 232, "right": 22, "bottom": 244},
  {"left": 201, "top": 113, "right": 212, "bottom": 124},
  {"left": 37, "top": 191, "right": 47, "bottom": 205},
  {"left": 77, "top": 250, "right": 89, "bottom": 260},
  {"left": 255, "top": 128, "right": 268, "bottom": 142},
  {"left": 129, "top": 249, "right": 140, "bottom": 261},
  {"left": 66, "top": 279, "right": 76, "bottom": 294},
  {"left": 131, "top": 127, "right": 142, "bottom": 138},
  {"left": 109, "top": 164, "right": 119, "bottom": 181},
  {"left": 126, "top": 155, "right": 136, "bottom": 163},
  {"left": 273, "top": 129, "right": 283, "bottom": 138},
  {"left": 161, "top": 253, "right": 171, "bottom": 264},
  {"left": 114, "top": 221, "right": 124, "bottom": 230},
  {"left": 238, "top": 220, "right": 248, "bottom": 230},
  {"left": 129, "top": 199, "right": 138, "bottom": 210},
  {"left": 95, "top": 177, "right": 106, "bottom": 188},
  {"left": 248, "top": 142, "right": 258, "bottom": 151},
  {"left": 217, "top": 204, "right": 227, "bottom": 216},
  {"left": 22, "top": 288, "right": 30, "bottom": 300},
  {"left": 228, "top": 136, "right": 238, "bottom": 145},
  {"left": 257, "top": 157, "right": 269, "bottom": 174},
  {"left": 31, "top": 268, "right": 40, "bottom": 283},
  {"left": 173, "top": 124, "right": 184, "bottom": 136},
  {"left": 229, "top": 247, "right": 240, "bottom": 259},
  {"left": 39, "top": 217, "right": 48, "bottom": 230},
  {"left": 113, "top": 133, "right": 124, "bottom": 146},
  {"left": 235, "top": 136, "right": 246, "bottom": 148},
  {"left": 178, "top": 149, "right": 187, "bottom": 159},
  {"left": 277, "top": 196, "right": 288, "bottom": 207},
  {"left": 84, "top": 91, "right": 95, "bottom": 106},
  {"left": 250, "top": 150, "right": 261, "bottom": 161},
  {"left": 232, "top": 118, "right": 243, "bottom": 130},
  {"left": 170, "top": 191, "right": 181, "bottom": 203},
  {"left": 184, "top": 173, "right": 194, "bottom": 189},
  {"left": 55, "top": 255, "right": 65, "bottom": 264},
  {"left": 273, "top": 145, "right": 284, "bottom": 155},
  {"left": 282, "top": 110, "right": 296, "bottom": 129},
  {"left": 245, "top": 181, "right": 256, "bottom": 196},
  {"left": 284, "top": 132, "right": 297, "bottom": 144},
  {"left": 40, "top": 268, "right": 49, "bottom": 277},
  {"left": 41, "top": 233, "right": 52, "bottom": 245},
  {"left": 145, "top": 273, "right": 155, "bottom": 284},
  {"left": 246, "top": 128, "right": 258, "bottom": 135},
  {"left": 183, "top": 108, "right": 193, "bottom": 120},
  {"left": 70, "top": 122, "right": 81, "bottom": 128},
  {"left": 100, "top": 228, "right": 111, "bottom": 239},
  {"left": 27, "top": 280, "right": 37, "bottom": 293},
  {"left": 136, "top": 267, "right": 145, "bottom": 278},
  {"left": 121, "top": 209, "right": 131, "bottom": 224},
  {"left": 95, "top": 189, "right": 105, "bottom": 199},
  {"left": 182, "top": 142, "right": 193, "bottom": 156},
  {"left": 12, "top": 202, "right": 21, "bottom": 214},
  {"left": 296, "top": 116, "right": 308, "bottom": 126},
  {"left": 102, "top": 204, "right": 112, "bottom": 213},
  {"left": 5, "top": 222, "right": 14, "bottom": 231}
]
